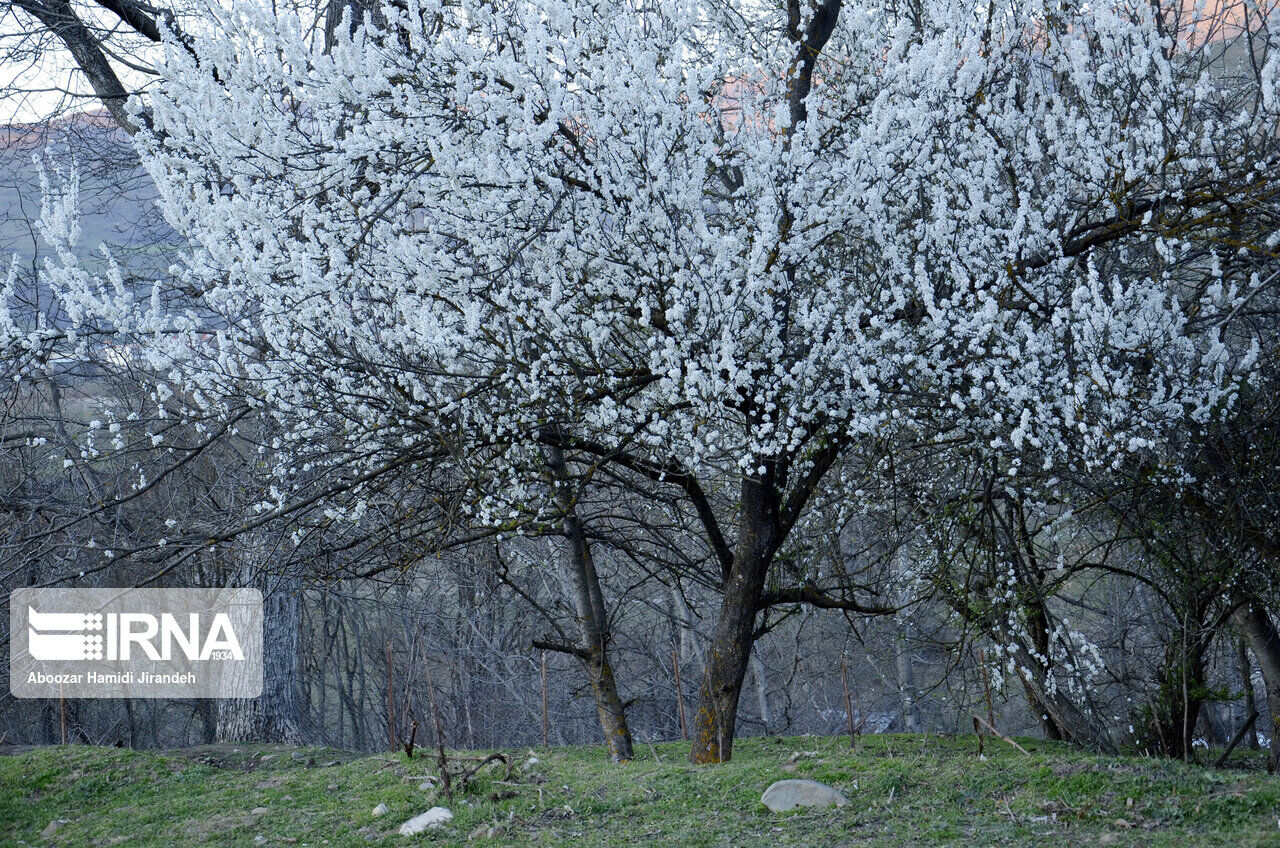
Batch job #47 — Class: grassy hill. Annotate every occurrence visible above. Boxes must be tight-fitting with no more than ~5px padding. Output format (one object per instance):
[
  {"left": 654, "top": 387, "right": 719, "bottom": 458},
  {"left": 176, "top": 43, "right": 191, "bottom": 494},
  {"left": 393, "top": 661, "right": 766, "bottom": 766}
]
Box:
[{"left": 3, "top": 734, "right": 1280, "bottom": 847}]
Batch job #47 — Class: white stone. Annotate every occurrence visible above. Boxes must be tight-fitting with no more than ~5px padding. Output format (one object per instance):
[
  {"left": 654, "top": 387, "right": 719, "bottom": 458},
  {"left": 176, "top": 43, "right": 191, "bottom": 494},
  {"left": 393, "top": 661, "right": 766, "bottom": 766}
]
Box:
[
  {"left": 761, "top": 779, "right": 849, "bottom": 813},
  {"left": 372, "top": 803, "right": 389, "bottom": 818},
  {"left": 398, "top": 807, "right": 453, "bottom": 835}
]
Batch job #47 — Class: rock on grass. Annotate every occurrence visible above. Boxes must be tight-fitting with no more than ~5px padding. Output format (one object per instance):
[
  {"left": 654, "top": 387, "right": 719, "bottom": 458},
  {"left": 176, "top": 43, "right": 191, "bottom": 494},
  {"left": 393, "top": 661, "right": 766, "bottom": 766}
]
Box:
[
  {"left": 761, "top": 779, "right": 849, "bottom": 812},
  {"left": 398, "top": 807, "right": 452, "bottom": 835}
]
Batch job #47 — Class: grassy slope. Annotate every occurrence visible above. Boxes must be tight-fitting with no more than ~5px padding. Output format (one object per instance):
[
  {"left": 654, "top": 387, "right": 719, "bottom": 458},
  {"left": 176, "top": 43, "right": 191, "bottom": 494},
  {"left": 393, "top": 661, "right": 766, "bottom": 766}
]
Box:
[{"left": 3, "top": 735, "right": 1280, "bottom": 847}]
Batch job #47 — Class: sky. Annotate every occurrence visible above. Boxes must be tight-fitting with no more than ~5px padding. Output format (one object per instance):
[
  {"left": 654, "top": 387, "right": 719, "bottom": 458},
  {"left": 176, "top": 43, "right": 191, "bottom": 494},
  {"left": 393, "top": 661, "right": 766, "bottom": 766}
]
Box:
[{"left": 0, "top": 2, "right": 162, "bottom": 125}]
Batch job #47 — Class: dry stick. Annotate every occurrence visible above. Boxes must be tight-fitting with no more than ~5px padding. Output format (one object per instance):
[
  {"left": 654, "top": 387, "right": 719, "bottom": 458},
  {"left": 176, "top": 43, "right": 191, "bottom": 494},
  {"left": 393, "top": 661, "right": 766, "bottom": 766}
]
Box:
[
  {"left": 540, "top": 651, "right": 549, "bottom": 747},
  {"left": 841, "top": 654, "right": 856, "bottom": 749},
  {"left": 673, "top": 648, "right": 688, "bottom": 741},
  {"left": 1182, "top": 611, "right": 1192, "bottom": 763},
  {"left": 1213, "top": 709, "right": 1260, "bottom": 768},
  {"left": 425, "top": 668, "right": 452, "bottom": 802},
  {"left": 386, "top": 642, "right": 397, "bottom": 753},
  {"left": 1146, "top": 693, "right": 1170, "bottom": 755},
  {"left": 979, "top": 648, "right": 995, "bottom": 727},
  {"left": 457, "top": 753, "right": 513, "bottom": 786},
  {"left": 403, "top": 633, "right": 420, "bottom": 748},
  {"left": 403, "top": 719, "right": 419, "bottom": 760},
  {"left": 973, "top": 714, "right": 1030, "bottom": 756}
]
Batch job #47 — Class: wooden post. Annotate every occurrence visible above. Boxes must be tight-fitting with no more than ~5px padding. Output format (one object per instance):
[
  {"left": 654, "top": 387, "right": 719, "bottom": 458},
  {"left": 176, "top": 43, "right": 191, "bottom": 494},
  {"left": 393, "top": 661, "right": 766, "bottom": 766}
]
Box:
[
  {"left": 540, "top": 650, "right": 549, "bottom": 747},
  {"left": 386, "top": 642, "right": 397, "bottom": 753},
  {"left": 841, "top": 653, "right": 856, "bottom": 748},
  {"left": 59, "top": 684, "right": 67, "bottom": 745},
  {"left": 673, "top": 648, "right": 688, "bottom": 741}
]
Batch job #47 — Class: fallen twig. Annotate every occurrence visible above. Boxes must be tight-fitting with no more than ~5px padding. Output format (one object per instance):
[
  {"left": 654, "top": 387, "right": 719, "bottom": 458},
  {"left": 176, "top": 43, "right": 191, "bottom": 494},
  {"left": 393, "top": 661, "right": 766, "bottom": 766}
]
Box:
[
  {"left": 1213, "top": 709, "right": 1259, "bottom": 768},
  {"left": 973, "top": 715, "right": 1030, "bottom": 756}
]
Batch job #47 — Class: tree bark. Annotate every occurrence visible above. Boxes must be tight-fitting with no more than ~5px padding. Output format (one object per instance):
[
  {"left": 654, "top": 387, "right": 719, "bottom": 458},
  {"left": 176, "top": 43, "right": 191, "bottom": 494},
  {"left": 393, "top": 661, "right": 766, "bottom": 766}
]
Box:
[
  {"left": 1010, "top": 640, "right": 1118, "bottom": 754},
  {"left": 896, "top": 621, "right": 922, "bottom": 733},
  {"left": 1234, "top": 597, "right": 1280, "bottom": 771},
  {"left": 544, "top": 442, "right": 634, "bottom": 763},
  {"left": 1150, "top": 633, "right": 1207, "bottom": 761},
  {"left": 1239, "top": 636, "right": 1261, "bottom": 749},
  {"left": 217, "top": 571, "right": 303, "bottom": 744},
  {"left": 1023, "top": 597, "right": 1067, "bottom": 741},
  {"left": 689, "top": 474, "right": 777, "bottom": 763}
]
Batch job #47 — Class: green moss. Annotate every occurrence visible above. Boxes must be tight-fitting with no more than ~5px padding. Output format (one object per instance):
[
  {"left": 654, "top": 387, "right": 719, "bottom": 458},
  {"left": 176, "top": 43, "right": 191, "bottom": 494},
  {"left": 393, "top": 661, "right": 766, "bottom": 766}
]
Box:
[{"left": 2, "top": 735, "right": 1278, "bottom": 847}]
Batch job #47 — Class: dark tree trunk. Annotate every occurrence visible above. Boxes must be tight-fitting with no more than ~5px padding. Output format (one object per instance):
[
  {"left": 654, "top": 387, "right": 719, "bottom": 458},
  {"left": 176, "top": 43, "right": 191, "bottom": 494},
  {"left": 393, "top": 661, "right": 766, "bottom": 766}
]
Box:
[
  {"left": 1129, "top": 603, "right": 1213, "bottom": 762},
  {"left": 1149, "top": 636, "right": 1207, "bottom": 761},
  {"left": 195, "top": 699, "right": 218, "bottom": 744},
  {"left": 1024, "top": 597, "right": 1067, "bottom": 741},
  {"left": 1235, "top": 598, "right": 1280, "bottom": 771},
  {"left": 689, "top": 475, "right": 777, "bottom": 764},
  {"left": 1010, "top": 641, "right": 1117, "bottom": 753},
  {"left": 544, "top": 443, "right": 634, "bottom": 763}
]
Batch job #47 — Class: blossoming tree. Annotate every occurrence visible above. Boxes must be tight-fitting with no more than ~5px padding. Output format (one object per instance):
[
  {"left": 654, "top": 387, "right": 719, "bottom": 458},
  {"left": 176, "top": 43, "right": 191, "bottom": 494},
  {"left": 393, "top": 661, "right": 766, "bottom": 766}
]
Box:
[{"left": 35, "top": 0, "right": 1280, "bottom": 761}]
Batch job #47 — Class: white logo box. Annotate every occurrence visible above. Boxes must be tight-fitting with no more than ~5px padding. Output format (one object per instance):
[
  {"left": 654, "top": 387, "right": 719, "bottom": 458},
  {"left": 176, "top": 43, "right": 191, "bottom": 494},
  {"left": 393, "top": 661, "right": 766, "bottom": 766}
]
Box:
[{"left": 9, "top": 588, "right": 263, "bottom": 698}]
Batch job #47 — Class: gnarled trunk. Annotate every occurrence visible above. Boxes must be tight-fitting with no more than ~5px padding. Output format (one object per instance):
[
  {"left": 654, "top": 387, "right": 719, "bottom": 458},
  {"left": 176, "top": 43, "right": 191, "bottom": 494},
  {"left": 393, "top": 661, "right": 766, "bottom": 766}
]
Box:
[
  {"left": 1023, "top": 597, "right": 1066, "bottom": 741},
  {"left": 1011, "top": 640, "right": 1117, "bottom": 754},
  {"left": 689, "top": 476, "right": 777, "bottom": 764}
]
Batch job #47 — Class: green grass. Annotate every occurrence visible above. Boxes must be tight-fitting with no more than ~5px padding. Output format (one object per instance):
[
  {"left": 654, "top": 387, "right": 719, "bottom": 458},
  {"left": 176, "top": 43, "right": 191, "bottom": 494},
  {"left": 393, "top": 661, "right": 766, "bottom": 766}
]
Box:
[{"left": 3, "top": 734, "right": 1279, "bottom": 847}]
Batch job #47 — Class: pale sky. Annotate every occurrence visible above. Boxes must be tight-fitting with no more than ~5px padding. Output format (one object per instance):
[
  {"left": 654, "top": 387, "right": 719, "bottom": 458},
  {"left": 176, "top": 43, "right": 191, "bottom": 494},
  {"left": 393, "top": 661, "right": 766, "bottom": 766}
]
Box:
[{"left": 0, "top": 2, "right": 165, "bottom": 125}]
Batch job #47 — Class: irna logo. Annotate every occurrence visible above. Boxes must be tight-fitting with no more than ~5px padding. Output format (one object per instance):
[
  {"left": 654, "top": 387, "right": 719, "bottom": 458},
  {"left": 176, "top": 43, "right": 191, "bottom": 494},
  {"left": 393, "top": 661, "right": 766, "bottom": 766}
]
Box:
[
  {"left": 10, "top": 588, "right": 263, "bottom": 699},
  {"left": 27, "top": 606, "right": 245, "bottom": 662}
]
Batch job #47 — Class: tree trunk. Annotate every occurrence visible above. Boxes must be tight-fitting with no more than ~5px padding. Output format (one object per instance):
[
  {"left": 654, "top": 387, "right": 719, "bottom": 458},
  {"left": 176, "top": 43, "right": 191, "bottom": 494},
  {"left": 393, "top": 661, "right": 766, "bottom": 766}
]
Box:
[
  {"left": 1234, "top": 598, "right": 1280, "bottom": 771},
  {"left": 1011, "top": 641, "right": 1118, "bottom": 754},
  {"left": 195, "top": 699, "right": 218, "bottom": 744},
  {"left": 689, "top": 475, "right": 777, "bottom": 764},
  {"left": 1151, "top": 641, "right": 1205, "bottom": 761},
  {"left": 750, "top": 651, "right": 773, "bottom": 733},
  {"left": 218, "top": 571, "right": 303, "bottom": 744},
  {"left": 544, "top": 443, "right": 634, "bottom": 763},
  {"left": 1239, "top": 636, "right": 1261, "bottom": 749},
  {"left": 1023, "top": 598, "right": 1066, "bottom": 741},
  {"left": 896, "top": 621, "right": 922, "bottom": 733}
]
